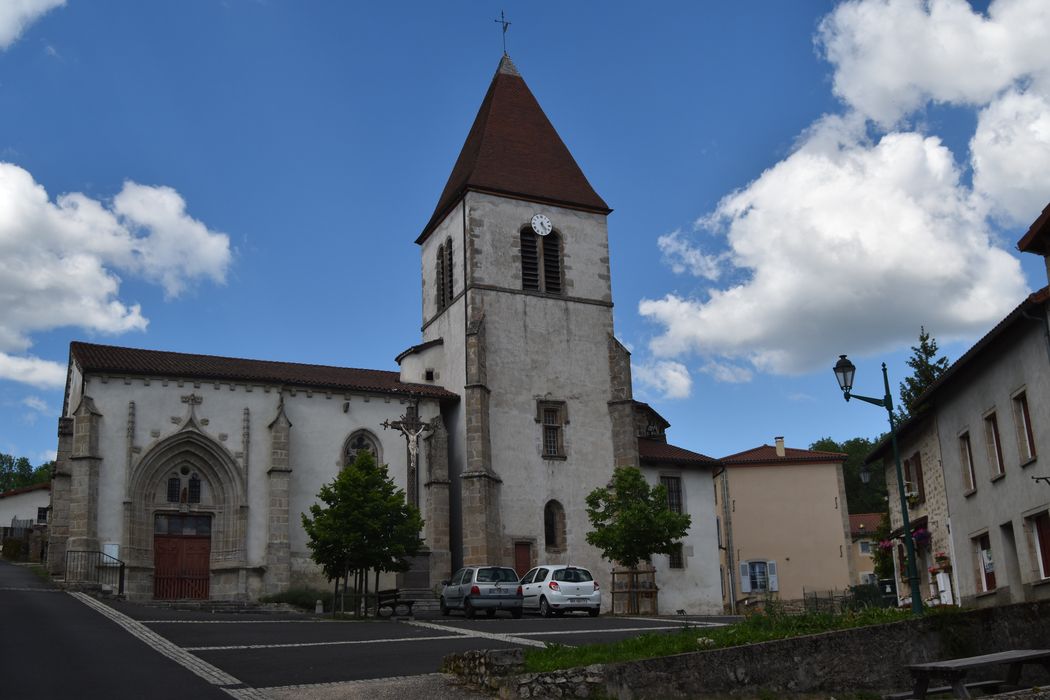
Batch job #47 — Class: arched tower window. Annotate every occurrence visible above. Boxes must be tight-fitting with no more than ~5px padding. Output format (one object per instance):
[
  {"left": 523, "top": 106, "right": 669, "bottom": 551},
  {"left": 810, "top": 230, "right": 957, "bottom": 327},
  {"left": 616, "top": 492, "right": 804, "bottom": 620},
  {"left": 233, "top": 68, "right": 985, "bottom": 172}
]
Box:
[
  {"left": 520, "top": 228, "right": 563, "bottom": 295},
  {"left": 544, "top": 500, "right": 566, "bottom": 551},
  {"left": 343, "top": 430, "right": 381, "bottom": 466}
]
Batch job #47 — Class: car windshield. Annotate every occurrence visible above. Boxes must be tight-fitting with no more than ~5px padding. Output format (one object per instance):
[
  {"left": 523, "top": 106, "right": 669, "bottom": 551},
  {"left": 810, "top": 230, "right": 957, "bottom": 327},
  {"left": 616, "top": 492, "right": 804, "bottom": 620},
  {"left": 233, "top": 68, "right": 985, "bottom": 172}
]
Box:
[
  {"left": 476, "top": 567, "right": 519, "bottom": 583},
  {"left": 553, "top": 568, "right": 593, "bottom": 583}
]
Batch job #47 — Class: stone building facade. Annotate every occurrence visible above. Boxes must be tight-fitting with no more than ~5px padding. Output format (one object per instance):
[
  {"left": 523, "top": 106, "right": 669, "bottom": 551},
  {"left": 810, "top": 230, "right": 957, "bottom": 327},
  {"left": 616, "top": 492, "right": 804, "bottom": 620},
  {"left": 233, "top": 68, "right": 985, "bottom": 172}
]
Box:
[{"left": 47, "top": 56, "right": 723, "bottom": 612}]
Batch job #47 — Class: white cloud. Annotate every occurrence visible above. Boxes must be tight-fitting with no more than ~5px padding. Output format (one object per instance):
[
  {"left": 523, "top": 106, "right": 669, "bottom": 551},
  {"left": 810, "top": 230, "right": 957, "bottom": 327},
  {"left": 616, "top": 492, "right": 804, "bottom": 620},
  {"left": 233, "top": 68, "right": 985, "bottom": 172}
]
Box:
[
  {"left": 818, "top": 0, "right": 1050, "bottom": 127},
  {"left": 22, "top": 395, "right": 48, "bottom": 412},
  {"left": 39, "top": 449, "right": 56, "bottom": 463},
  {"left": 640, "top": 0, "right": 1047, "bottom": 380},
  {"left": 657, "top": 229, "right": 724, "bottom": 280},
  {"left": 0, "top": 353, "right": 65, "bottom": 388},
  {"left": 0, "top": 0, "right": 64, "bottom": 50},
  {"left": 971, "top": 89, "right": 1050, "bottom": 225},
  {"left": 641, "top": 120, "right": 1027, "bottom": 376},
  {"left": 0, "top": 163, "right": 231, "bottom": 386},
  {"left": 633, "top": 360, "right": 693, "bottom": 400},
  {"left": 699, "top": 361, "right": 753, "bottom": 384}
]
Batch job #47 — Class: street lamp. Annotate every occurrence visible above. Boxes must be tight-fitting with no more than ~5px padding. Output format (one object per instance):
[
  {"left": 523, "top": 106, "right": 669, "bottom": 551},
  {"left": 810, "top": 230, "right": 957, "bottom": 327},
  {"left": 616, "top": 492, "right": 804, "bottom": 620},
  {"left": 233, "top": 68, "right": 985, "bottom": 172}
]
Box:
[{"left": 833, "top": 355, "right": 923, "bottom": 615}]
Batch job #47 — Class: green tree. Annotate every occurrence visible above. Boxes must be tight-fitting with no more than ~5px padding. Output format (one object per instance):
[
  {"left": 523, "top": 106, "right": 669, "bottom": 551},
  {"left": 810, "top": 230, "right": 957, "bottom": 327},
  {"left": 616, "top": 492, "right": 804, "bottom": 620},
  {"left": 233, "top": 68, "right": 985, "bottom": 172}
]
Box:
[
  {"left": 585, "top": 466, "right": 691, "bottom": 568},
  {"left": 810, "top": 437, "right": 887, "bottom": 514},
  {"left": 870, "top": 512, "right": 895, "bottom": 580},
  {"left": 300, "top": 450, "right": 424, "bottom": 615},
  {"left": 897, "top": 326, "right": 949, "bottom": 421},
  {"left": 0, "top": 453, "right": 49, "bottom": 492}
]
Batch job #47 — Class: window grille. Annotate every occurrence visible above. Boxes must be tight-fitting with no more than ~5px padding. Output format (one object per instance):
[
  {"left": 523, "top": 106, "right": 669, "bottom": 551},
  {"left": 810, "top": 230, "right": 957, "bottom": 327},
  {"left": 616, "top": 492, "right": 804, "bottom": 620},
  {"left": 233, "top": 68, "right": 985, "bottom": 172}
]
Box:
[
  {"left": 445, "top": 237, "right": 454, "bottom": 305},
  {"left": 188, "top": 474, "right": 201, "bottom": 504},
  {"left": 435, "top": 242, "right": 447, "bottom": 311},
  {"left": 538, "top": 402, "right": 566, "bottom": 458},
  {"left": 167, "top": 476, "right": 180, "bottom": 503}
]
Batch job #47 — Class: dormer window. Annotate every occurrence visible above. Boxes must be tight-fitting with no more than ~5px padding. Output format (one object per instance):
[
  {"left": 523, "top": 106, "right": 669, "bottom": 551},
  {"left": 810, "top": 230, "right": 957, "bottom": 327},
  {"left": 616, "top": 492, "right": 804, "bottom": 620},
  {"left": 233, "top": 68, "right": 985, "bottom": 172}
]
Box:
[{"left": 520, "top": 228, "right": 562, "bottom": 295}]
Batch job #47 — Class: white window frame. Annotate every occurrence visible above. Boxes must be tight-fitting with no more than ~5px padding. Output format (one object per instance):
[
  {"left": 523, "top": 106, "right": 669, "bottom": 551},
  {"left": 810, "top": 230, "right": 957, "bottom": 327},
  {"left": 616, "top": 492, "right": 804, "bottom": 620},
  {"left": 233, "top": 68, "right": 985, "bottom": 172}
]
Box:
[{"left": 739, "top": 559, "right": 778, "bottom": 593}]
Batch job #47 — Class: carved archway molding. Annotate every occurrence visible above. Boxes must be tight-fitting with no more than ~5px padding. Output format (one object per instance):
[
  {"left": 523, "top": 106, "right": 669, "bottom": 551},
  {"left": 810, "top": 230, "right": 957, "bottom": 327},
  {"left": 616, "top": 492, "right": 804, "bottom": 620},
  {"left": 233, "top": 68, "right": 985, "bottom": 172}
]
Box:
[{"left": 123, "top": 424, "right": 247, "bottom": 572}]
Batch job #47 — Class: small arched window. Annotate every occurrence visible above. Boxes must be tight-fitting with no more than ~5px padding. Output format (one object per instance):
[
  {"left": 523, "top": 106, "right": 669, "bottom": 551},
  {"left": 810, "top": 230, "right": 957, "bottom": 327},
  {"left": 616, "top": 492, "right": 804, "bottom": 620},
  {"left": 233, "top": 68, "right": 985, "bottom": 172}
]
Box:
[
  {"left": 520, "top": 228, "right": 563, "bottom": 295},
  {"left": 343, "top": 430, "right": 381, "bottom": 466},
  {"left": 544, "top": 500, "right": 566, "bottom": 550},
  {"left": 436, "top": 242, "right": 447, "bottom": 311}
]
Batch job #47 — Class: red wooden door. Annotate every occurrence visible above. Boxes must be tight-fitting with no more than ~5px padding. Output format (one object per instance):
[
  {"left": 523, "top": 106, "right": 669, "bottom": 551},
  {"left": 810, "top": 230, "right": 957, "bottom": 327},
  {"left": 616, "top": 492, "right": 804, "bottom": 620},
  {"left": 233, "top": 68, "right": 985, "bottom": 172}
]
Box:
[
  {"left": 154, "top": 535, "right": 210, "bottom": 599},
  {"left": 514, "top": 542, "right": 531, "bottom": 577}
]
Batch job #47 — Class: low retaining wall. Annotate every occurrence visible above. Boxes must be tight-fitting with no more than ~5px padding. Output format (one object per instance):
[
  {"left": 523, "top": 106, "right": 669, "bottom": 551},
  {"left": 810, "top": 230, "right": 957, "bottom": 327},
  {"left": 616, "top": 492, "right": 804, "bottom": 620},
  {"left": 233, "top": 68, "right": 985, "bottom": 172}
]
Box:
[{"left": 443, "top": 601, "right": 1050, "bottom": 698}]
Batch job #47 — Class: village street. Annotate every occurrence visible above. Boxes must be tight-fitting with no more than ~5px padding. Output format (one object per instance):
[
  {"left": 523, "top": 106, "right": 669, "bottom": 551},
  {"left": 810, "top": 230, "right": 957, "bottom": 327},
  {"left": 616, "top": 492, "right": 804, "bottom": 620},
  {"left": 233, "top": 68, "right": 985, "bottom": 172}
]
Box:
[{"left": 0, "top": 561, "right": 731, "bottom": 698}]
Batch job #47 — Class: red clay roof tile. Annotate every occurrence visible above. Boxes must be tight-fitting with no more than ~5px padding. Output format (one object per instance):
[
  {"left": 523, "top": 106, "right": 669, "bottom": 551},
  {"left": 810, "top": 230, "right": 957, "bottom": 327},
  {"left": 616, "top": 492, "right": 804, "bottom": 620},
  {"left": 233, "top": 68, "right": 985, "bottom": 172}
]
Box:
[{"left": 638, "top": 438, "right": 717, "bottom": 466}]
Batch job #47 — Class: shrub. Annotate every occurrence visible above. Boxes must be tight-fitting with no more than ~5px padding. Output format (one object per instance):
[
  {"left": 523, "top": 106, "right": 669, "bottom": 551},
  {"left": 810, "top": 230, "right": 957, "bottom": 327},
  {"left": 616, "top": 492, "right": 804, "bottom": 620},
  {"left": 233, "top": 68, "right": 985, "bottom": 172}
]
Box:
[{"left": 2, "top": 538, "right": 25, "bottom": 560}]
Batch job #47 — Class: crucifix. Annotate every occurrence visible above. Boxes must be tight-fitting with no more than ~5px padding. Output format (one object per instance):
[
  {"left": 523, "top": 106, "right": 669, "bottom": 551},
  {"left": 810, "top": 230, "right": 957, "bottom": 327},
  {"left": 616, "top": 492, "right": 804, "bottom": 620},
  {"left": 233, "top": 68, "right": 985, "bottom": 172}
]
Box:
[
  {"left": 494, "top": 10, "right": 511, "bottom": 55},
  {"left": 382, "top": 403, "right": 432, "bottom": 507}
]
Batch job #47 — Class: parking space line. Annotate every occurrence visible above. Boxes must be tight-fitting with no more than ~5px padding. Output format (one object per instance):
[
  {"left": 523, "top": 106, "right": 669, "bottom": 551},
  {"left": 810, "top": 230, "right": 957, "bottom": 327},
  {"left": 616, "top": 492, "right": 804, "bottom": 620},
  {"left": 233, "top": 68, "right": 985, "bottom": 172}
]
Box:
[
  {"left": 184, "top": 634, "right": 465, "bottom": 651},
  {"left": 407, "top": 620, "right": 549, "bottom": 648},
  {"left": 69, "top": 592, "right": 269, "bottom": 699},
  {"left": 140, "top": 619, "right": 320, "bottom": 624}
]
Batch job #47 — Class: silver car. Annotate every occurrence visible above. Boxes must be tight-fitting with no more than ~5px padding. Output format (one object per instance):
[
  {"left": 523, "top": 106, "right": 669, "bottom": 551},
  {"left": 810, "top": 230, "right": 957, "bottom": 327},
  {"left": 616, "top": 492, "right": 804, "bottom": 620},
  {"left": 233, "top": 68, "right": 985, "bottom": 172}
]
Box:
[
  {"left": 520, "top": 564, "right": 601, "bottom": 617},
  {"left": 440, "top": 566, "right": 523, "bottom": 619}
]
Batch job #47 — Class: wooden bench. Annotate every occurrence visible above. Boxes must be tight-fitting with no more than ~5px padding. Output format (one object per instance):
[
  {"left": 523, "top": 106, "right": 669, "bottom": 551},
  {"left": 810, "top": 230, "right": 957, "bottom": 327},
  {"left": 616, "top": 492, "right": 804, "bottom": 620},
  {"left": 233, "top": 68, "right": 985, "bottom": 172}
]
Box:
[
  {"left": 899, "top": 649, "right": 1050, "bottom": 699},
  {"left": 375, "top": 588, "right": 415, "bottom": 618},
  {"left": 883, "top": 679, "right": 1003, "bottom": 699}
]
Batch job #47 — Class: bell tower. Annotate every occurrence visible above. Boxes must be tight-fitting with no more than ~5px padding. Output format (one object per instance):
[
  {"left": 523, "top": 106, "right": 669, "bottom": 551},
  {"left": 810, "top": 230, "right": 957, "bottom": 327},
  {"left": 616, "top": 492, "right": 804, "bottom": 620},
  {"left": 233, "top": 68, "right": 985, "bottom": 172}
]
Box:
[{"left": 407, "top": 56, "right": 636, "bottom": 574}]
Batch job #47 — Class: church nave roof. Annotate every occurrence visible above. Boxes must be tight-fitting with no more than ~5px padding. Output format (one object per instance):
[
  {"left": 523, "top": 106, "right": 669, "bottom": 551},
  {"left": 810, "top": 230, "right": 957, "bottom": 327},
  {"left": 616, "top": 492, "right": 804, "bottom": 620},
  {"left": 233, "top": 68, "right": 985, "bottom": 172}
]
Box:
[{"left": 69, "top": 341, "right": 458, "bottom": 400}]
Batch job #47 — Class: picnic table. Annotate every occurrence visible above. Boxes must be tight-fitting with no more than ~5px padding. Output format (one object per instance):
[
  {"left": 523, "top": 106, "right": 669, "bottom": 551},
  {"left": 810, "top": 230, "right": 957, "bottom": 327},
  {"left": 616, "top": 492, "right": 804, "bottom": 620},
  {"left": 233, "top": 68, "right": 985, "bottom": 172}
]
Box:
[{"left": 901, "top": 649, "right": 1050, "bottom": 699}]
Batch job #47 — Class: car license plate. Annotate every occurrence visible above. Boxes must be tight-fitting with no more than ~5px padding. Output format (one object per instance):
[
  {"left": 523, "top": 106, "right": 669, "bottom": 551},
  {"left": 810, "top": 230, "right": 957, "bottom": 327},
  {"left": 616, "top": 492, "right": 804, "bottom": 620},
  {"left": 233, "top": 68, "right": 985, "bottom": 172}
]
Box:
[{"left": 570, "top": 597, "right": 587, "bottom": 603}]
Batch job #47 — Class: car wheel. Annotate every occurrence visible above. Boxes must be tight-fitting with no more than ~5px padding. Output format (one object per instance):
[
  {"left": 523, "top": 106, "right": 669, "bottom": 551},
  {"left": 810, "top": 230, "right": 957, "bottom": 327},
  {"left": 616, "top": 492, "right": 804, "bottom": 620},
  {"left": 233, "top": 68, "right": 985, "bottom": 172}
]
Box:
[
  {"left": 588, "top": 608, "right": 600, "bottom": 617},
  {"left": 486, "top": 609, "right": 496, "bottom": 618},
  {"left": 439, "top": 598, "right": 449, "bottom": 616},
  {"left": 539, "top": 597, "right": 553, "bottom": 618},
  {"left": 464, "top": 599, "right": 475, "bottom": 619},
  {"left": 512, "top": 608, "right": 523, "bottom": 619}
]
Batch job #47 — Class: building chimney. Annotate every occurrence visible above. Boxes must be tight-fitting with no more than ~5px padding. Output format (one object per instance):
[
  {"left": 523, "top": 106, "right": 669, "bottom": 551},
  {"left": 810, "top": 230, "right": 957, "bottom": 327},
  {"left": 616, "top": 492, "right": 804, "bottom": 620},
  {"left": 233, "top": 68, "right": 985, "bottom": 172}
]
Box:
[{"left": 775, "top": 436, "right": 785, "bottom": 457}]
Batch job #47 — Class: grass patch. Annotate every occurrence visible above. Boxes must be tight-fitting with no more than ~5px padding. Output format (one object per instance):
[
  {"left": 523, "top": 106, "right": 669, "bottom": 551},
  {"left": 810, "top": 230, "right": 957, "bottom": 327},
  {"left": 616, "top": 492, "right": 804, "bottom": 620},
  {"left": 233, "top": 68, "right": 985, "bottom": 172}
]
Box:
[{"left": 523, "top": 605, "right": 912, "bottom": 673}]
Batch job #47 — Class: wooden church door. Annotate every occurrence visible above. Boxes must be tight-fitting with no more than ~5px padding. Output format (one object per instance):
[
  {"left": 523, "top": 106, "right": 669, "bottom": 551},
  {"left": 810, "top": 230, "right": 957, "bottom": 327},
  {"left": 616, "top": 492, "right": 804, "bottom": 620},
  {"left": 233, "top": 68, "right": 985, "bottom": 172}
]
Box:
[{"left": 153, "top": 514, "right": 211, "bottom": 599}]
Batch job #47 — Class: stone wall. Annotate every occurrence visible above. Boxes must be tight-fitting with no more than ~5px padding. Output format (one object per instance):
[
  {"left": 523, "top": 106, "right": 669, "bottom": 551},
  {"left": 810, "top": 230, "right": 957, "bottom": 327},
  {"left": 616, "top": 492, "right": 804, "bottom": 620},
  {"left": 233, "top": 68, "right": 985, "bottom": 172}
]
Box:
[{"left": 445, "top": 601, "right": 1050, "bottom": 698}]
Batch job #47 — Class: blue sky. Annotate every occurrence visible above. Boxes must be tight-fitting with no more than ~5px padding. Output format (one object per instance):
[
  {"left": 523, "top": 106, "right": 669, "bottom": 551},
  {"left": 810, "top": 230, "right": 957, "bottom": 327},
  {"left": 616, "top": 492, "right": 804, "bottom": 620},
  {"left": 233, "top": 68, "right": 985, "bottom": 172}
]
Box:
[{"left": 2, "top": 1, "right": 1049, "bottom": 466}]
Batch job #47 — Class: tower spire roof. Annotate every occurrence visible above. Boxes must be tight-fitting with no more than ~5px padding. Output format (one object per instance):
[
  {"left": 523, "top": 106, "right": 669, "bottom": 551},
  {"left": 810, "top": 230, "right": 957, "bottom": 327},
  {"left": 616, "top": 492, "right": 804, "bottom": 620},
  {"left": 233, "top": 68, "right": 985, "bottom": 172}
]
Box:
[{"left": 418, "top": 55, "right": 610, "bottom": 243}]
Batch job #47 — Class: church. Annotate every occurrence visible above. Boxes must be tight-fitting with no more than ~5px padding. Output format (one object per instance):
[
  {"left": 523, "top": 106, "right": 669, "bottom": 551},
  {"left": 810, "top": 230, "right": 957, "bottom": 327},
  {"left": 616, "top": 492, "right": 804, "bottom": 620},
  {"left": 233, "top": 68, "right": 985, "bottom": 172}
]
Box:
[{"left": 46, "top": 56, "right": 723, "bottom": 614}]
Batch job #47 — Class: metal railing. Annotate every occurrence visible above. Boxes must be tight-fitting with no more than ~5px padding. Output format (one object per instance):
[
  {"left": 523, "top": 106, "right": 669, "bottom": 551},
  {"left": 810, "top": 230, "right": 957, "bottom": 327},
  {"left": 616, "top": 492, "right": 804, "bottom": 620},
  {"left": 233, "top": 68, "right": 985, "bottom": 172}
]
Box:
[{"left": 65, "top": 550, "right": 125, "bottom": 595}]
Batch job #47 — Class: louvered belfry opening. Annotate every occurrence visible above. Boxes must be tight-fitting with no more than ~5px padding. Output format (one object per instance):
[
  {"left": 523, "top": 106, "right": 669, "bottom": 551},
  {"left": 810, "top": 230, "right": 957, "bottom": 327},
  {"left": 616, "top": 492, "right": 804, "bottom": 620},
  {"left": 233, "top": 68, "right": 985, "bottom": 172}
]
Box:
[
  {"left": 436, "top": 241, "right": 447, "bottom": 310},
  {"left": 520, "top": 229, "right": 540, "bottom": 290},
  {"left": 542, "top": 232, "right": 562, "bottom": 294},
  {"left": 444, "top": 237, "right": 454, "bottom": 304}
]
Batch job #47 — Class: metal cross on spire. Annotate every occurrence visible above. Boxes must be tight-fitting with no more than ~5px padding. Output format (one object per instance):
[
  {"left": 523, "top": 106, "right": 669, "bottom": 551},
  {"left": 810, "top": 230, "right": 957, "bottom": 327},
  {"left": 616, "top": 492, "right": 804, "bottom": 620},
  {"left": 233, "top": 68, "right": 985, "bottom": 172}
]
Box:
[{"left": 494, "top": 10, "right": 511, "bottom": 55}]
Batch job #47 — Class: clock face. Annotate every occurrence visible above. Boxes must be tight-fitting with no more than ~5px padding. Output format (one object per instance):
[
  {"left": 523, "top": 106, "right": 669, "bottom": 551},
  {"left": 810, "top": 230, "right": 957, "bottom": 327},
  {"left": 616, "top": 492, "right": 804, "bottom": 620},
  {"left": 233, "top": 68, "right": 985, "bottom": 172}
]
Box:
[{"left": 531, "top": 214, "right": 552, "bottom": 236}]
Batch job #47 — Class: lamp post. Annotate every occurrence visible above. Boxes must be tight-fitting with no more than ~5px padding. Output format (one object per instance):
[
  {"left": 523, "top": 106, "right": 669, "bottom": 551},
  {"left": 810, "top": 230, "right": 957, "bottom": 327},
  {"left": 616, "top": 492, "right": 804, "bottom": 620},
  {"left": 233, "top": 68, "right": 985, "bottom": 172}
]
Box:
[{"left": 833, "top": 355, "right": 923, "bottom": 615}]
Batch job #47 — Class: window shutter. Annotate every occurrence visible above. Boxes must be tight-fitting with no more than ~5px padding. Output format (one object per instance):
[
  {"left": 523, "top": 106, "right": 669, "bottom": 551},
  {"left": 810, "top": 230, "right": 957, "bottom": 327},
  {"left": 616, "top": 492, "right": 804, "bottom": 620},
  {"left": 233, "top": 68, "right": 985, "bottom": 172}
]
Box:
[
  {"left": 739, "top": 562, "right": 751, "bottom": 593},
  {"left": 542, "top": 232, "right": 562, "bottom": 294},
  {"left": 914, "top": 453, "right": 925, "bottom": 501},
  {"left": 767, "top": 561, "right": 779, "bottom": 592}
]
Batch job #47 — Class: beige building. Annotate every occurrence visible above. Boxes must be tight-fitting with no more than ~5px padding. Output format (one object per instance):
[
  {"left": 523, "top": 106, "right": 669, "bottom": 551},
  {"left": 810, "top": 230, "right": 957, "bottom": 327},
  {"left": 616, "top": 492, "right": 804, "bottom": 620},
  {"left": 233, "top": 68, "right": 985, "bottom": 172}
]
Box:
[
  {"left": 717, "top": 438, "right": 853, "bottom": 609},
  {"left": 847, "top": 513, "right": 881, "bottom": 586}
]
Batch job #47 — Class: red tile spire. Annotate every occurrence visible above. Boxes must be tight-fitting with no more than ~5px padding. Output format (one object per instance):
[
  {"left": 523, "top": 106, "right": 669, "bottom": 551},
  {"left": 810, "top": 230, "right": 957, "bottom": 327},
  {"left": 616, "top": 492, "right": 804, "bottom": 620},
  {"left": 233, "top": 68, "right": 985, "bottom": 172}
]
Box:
[{"left": 417, "top": 56, "right": 610, "bottom": 244}]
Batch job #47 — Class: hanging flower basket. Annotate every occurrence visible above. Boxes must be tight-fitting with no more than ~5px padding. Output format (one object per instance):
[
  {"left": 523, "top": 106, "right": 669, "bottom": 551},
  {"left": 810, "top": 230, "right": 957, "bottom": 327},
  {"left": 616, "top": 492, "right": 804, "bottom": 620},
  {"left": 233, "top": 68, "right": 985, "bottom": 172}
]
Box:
[
  {"left": 911, "top": 527, "right": 931, "bottom": 547},
  {"left": 934, "top": 551, "right": 950, "bottom": 564}
]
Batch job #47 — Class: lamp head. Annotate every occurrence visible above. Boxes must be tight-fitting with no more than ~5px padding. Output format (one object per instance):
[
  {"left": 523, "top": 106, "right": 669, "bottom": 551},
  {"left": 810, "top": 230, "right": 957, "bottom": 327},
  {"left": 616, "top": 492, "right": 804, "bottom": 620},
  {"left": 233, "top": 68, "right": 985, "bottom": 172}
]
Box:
[
  {"left": 859, "top": 462, "right": 872, "bottom": 485},
  {"left": 833, "top": 355, "right": 856, "bottom": 398}
]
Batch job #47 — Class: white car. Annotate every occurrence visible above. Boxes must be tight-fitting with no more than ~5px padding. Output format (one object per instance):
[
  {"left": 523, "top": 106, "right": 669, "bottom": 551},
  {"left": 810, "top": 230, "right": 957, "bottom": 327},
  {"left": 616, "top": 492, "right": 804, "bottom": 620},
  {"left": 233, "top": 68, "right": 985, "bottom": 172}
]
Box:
[{"left": 519, "top": 564, "right": 601, "bottom": 617}]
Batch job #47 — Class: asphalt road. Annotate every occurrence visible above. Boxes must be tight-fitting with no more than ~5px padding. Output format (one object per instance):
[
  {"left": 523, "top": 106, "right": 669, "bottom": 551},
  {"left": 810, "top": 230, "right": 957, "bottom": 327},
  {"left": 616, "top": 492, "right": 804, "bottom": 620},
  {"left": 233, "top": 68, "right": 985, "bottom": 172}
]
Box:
[{"left": 1, "top": 560, "right": 734, "bottom": 698}]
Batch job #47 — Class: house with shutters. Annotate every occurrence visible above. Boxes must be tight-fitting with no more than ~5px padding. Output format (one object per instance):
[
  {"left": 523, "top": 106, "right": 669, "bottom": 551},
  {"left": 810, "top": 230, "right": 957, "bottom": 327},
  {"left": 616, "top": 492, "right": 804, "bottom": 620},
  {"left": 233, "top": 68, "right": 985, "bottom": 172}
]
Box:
[
  {"left": 46, "top": 55, "right": 724, "bottom": 612},
  {"left": 716, "top": 438, "right": 853, "bottom": 609}
]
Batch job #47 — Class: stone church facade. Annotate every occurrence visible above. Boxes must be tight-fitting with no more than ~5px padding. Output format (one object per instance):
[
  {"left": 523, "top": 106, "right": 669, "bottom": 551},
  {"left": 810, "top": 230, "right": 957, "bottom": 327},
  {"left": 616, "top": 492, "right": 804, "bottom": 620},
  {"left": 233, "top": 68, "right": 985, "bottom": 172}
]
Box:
[{"left": 47, "top": 56, "right": 722, "bottom": 613}]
